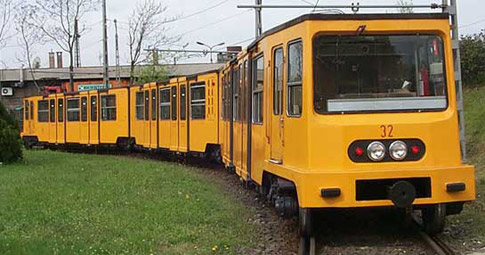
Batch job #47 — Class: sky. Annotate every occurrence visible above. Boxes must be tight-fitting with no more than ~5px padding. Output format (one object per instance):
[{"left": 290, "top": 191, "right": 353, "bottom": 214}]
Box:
[{"left": 0, "top": 0, "right": 484, "bottom": 69}]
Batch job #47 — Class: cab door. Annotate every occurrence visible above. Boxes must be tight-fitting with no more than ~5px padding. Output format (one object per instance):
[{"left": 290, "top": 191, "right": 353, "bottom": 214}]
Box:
[
  {"left": 179, "top": 82, "right": 188, "bottom": 152},
  {"left": 270, "top": 47, "right": 284, "bottom": 163},
  {"left": 57, "top": 96, "right": 65, "bottom": 143},
  {"left": 48, "top": 97, "right": 57, "bottom": 143},
  {"left": 159, "top": 86, "right": 171, "bottom": 149},
  {"left": 170, "top": 85, "right": 179, "bottom": 151},
  {"left": 143, "top": 88, "right": 150, "bottom": 148},
  {"left": 89, "top": 92, "right": 99, "bottom": 145},
  {"left": 150, "top": 85, "right": 158, "bottom": 149}
]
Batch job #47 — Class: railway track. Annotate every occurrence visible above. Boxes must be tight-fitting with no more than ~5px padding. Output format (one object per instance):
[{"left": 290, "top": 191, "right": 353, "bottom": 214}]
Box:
[{"left": 413, "top": 215, "right": 456, "bottom": 255}]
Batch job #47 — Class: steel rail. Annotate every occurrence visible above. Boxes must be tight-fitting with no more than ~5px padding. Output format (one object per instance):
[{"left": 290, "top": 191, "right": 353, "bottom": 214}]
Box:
[{"left": 412, "top": 215, "right": 455, "bottom": 255}]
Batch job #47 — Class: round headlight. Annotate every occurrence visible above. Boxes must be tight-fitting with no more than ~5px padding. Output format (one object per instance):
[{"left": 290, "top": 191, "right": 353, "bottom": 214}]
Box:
[
  {"left": 389, "top": 141, "right": 408, "bottom": 161},
  {"left": 367, "top": 141, "right": 386, "bottom": 161}
]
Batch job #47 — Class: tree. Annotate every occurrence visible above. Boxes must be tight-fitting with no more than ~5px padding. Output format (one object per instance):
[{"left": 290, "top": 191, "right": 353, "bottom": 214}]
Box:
[
  {"left": 128, "top": 0, "right": 178, "bottom": 85},
  {"left": 397, "top": 0, "right": 414, "bottom": 14},
  {"left": 0, "top": 102, "right": 22, "bottom": 164},
  {"left": 15, "top": 5, "right": 44, "bottom": 92},
  {"left": 0, "top": 0, "right": 13, "bottom": 48},
  {"left": 460, "top": 31, "right": 485, "bottom": 86},
  {"left": 28, "top": 0, "right": 98, "bottom": 91}
]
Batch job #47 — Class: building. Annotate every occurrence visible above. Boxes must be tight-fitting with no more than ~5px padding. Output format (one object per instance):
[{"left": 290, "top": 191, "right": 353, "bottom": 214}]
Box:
[{"left": 0, "top": 63, "right": 223, "bottom": 120}]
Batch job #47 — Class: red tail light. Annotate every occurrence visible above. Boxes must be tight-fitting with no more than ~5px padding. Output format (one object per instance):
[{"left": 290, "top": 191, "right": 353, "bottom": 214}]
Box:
[
  {"left": 411, "top": 146, "right": 420, "bottom": 154},
  {"left": 355, "top": 147, "right": 364, "bottom": 156}
]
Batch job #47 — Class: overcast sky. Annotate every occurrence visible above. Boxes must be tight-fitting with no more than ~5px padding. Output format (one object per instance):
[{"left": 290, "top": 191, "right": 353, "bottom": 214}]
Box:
[{"left": 0, "top": 0, "right": 484, "bottom": 69}]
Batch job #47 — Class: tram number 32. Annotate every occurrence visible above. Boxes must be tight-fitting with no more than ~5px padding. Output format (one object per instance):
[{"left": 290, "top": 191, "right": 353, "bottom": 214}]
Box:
[{"left": 380, "top": 125, "right": 394, "bottom": 138}]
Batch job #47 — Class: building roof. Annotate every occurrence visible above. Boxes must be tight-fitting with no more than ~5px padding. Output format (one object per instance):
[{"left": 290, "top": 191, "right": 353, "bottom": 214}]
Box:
[{"left": 0, "top": 63, "right": 224, "bottom": 82}]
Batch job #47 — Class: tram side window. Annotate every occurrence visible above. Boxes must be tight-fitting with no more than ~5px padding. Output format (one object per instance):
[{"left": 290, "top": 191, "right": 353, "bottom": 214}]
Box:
[
  {"left": 252, "top": 55, "right": 264, "bottom": 124},
  {"left": 101, "top": 95, "right": 116, "bottom": 121},
  {"left": 151, "top": 89, "right": 157, "bottom": 121},
  {"left": 91, "top": 96, "right": 97, "bottom": 121},
  {"left": 288, "top": 41, "right": 303, "bottom": 117},
  {"left": 160, "top": 88, "right": 170, "bottom": 120},
  {"left": 49, "top": 99, "right": 56, "bottom": 122},
  {"left": 37, "top": 100, "right": 49, "bottom": 122},
  {"left": 81, "top": 97, "right": 88, "bottom": 122},
  {"left": 191, "top": 82, "right": 205, "bottom": 120},
  {"left": 67, "top": 98, "right": 80, "bottom": 122},
  {"left": 135, "top": 92, "right": 144, "bottom": 120},
  {"left": 58, "top": 99, "right": 64, "bottom": 122},
  {"left": 180, "top": 85, "right": 186, "bottom": 120},
  {"left": 171, "top": 86, "right": 178, "bottom": 120},
  {"left": 25, "top": 100, "right": 29, "bottom": 120},
  {"left": 144, "top": 91, "right": 149, "bottom": 121}
]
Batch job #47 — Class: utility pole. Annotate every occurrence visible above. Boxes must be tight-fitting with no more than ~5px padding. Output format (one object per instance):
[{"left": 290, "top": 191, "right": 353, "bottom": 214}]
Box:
[
  {"left": 102, "top": 0, "right": 109, "bottom": 88},
  {"left": 74, "top": 18, "right": 81, "bottom": 68},
  {"left": 443, "top": 0, "right": 466, "bottom": 162},
  {"left": 255, "top": 0, "right": 263, "bottom": 38},
  {"left": 114, "top": 19, "right": 121, "bottom": 86}
]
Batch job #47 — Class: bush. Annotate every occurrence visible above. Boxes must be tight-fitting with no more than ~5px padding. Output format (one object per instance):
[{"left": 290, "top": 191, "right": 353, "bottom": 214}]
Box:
[
  {"left": 460, "top": 32, "right": 485, "bottom": 86},
  {"left": 0, "top": 102, "right": 23, "bottom": 164}
]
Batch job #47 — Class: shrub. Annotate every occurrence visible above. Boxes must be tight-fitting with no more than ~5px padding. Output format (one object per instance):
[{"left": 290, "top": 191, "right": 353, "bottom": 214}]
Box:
[
  {"left": 460, "top": 32, "right": 485, "bottom": 86},
  {"left": 0, "top": 102, "right": 23, "bottom": 164}
]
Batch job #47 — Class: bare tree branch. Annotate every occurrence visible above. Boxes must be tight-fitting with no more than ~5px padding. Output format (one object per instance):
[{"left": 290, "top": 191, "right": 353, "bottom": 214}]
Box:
[
  {"left": 128, "top": 0, "right": 179, "bottom": 85},
  {"left": 0, "top": 0, "right": 14, "bottom": 49},
  {"left": 27, "top": 0, "right": 98, "bottom": 91}
]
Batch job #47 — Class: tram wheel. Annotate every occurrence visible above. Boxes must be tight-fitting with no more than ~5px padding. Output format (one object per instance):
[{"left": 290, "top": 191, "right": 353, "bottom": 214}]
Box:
[{"left": 422, "top": 203, "right": 446, "bottom": 236}]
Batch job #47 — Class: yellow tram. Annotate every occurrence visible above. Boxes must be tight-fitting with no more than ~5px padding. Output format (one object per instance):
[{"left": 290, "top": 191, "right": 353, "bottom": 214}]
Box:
[{"left": 22, "top": 13, "right": 475, "bottom": 245}]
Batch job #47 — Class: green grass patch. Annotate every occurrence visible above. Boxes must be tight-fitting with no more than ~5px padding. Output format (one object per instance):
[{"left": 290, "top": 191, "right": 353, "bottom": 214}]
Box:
[{"left": 0, "top": 150, "right": 256, "bottom": 255}]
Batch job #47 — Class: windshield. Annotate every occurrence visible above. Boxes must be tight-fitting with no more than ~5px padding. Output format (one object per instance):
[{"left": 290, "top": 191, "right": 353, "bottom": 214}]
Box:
[{"left": 313, "top": 34, "right": 448, "bottom": 113}]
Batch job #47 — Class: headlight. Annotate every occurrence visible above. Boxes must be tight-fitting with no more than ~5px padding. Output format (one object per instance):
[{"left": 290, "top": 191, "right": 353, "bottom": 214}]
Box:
[
  {"left": 367, "top": 141, "right": 386, "bottom": 161},
  {"left": 389, "top": 141, "right": 408, "bottom": 161}
]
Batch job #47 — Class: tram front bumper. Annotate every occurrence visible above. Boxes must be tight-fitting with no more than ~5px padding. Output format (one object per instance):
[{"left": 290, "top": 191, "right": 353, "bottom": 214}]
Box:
[{"left": 297, "top": 165, "right": 475, "bottom": 208}]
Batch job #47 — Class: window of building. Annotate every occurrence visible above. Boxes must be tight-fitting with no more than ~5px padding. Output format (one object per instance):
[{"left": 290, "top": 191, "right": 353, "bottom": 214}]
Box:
[
  {"left": 49, "top": 99, "right": 55, "bottom": 122},
  {"left": 101, "top": 95, "right": 116, "bottom": 121},
  {"left": 171, "top": 86, "right": 178, "bottom": 120},
  {"left": 160, "top": 88, "right": 170, "bottom": 120},
  {"left": 67, "top": 98, "right": 80, "bottom": 122},
  {"left": 144, "top": 91, "right": 149, "bottom": 121},
  {"left": 58, "top": 99, "right": 64, "bottom": 122},
  {"left": 37, "top": 100, "right": 49, "bottom": 122},
  {"left": 180, "top": 85, "right": 186, "bottom": 120},
  {"left": 252, "top": 55, "right": 264, "bottom": 124},
  {"left": 273, "top": 48, "right": 284, "bottom": 115},
  {"left": 191, "top": 82, "right": 205, "bottom": 120},
  {"left": 91, "top": 96, "right": 97, "bottom": 121},
  {"left": 151, "top": 89, "right": 157, "bottom": 121},
  {"left": 25, "top": 100, "right": 29, "bottom": 120},
  {"left": 288, "top": 40, "right": 303, "bottom": 117},
  {"left": 135, "top": 92, "right": 144, "bottom": 120},
  {"left": 81, "top": 97, "right": 88, "bottom": 122}
]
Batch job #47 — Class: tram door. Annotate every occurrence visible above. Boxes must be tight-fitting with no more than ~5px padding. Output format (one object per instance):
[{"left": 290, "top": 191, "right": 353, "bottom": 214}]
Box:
[
  {"left": 89, "top": 93, "right": 99, "bottom": 145},
  {"left": 270, "top": 47, "right": 284, "bottom": 163},
  {"left": 150, "top": 85, "right": 158, "bottom": 149},
  {"left": 170, "top": 85, "right": 179, "bottom": 151},
  {"left": 79, "top": 96, "right": 89, "bottom": 144},
  {"left": 143, "top": 88, "right": 150, "bottom": 148},
  {"left": 56, "top": 97, "right": 65, "bottom": 143},
  {"left": 48, "top": 97, "right": 57, "bottom": 143},
  {"left": 179, "top": 82, "right": 188, "bottom": 152}
]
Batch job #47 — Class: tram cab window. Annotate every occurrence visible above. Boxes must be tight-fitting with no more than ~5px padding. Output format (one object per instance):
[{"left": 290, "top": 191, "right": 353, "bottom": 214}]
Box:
[
  {"left": 91, "top": 96, "right": 97, "bottom": 121},
  {"left": 81, "top": 97, "right": 88, "bottom": 122},
  {"left": 191, "top": 82, "right": 206, "bottom": 120},
  {"left": 273, "top": 48, "right": 284, "bottom": 115},
  {"left": 49, "top": 99, "right": 56, "bottom": 122},
  {"left": 252, "top": 55, "right": 264, "bottom": 124},
  {"left": 101, "top": 95, "right": 116, "bottom": 121},
  {"left": 38, "top": 100, "right": 49, "bottom": 122},
  {"left": 67, "top": 98, "right": 80, "bottom": 122},
  {"left": 160, "top": 88, "right": 170, "bottom": 120},
  {"left": 135, "top": 92, "right": 144, "bottom": 120},
  {"left": 313, "top": 34, "right": 447, "bottom": 113},
  {"left": 288, "top": 41, "right": 303, "bottom": 117},
  {"left": 58, "top": 99, "right": 64, "bottom": 122}
]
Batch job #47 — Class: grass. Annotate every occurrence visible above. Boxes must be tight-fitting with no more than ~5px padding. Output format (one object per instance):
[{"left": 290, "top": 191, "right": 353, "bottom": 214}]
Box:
[
  {"left": 0, "top": 150, "right": 257, "bottom": 255},
  {"left": 448, "top": 85, "right": 485, "bottom": 244}
]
